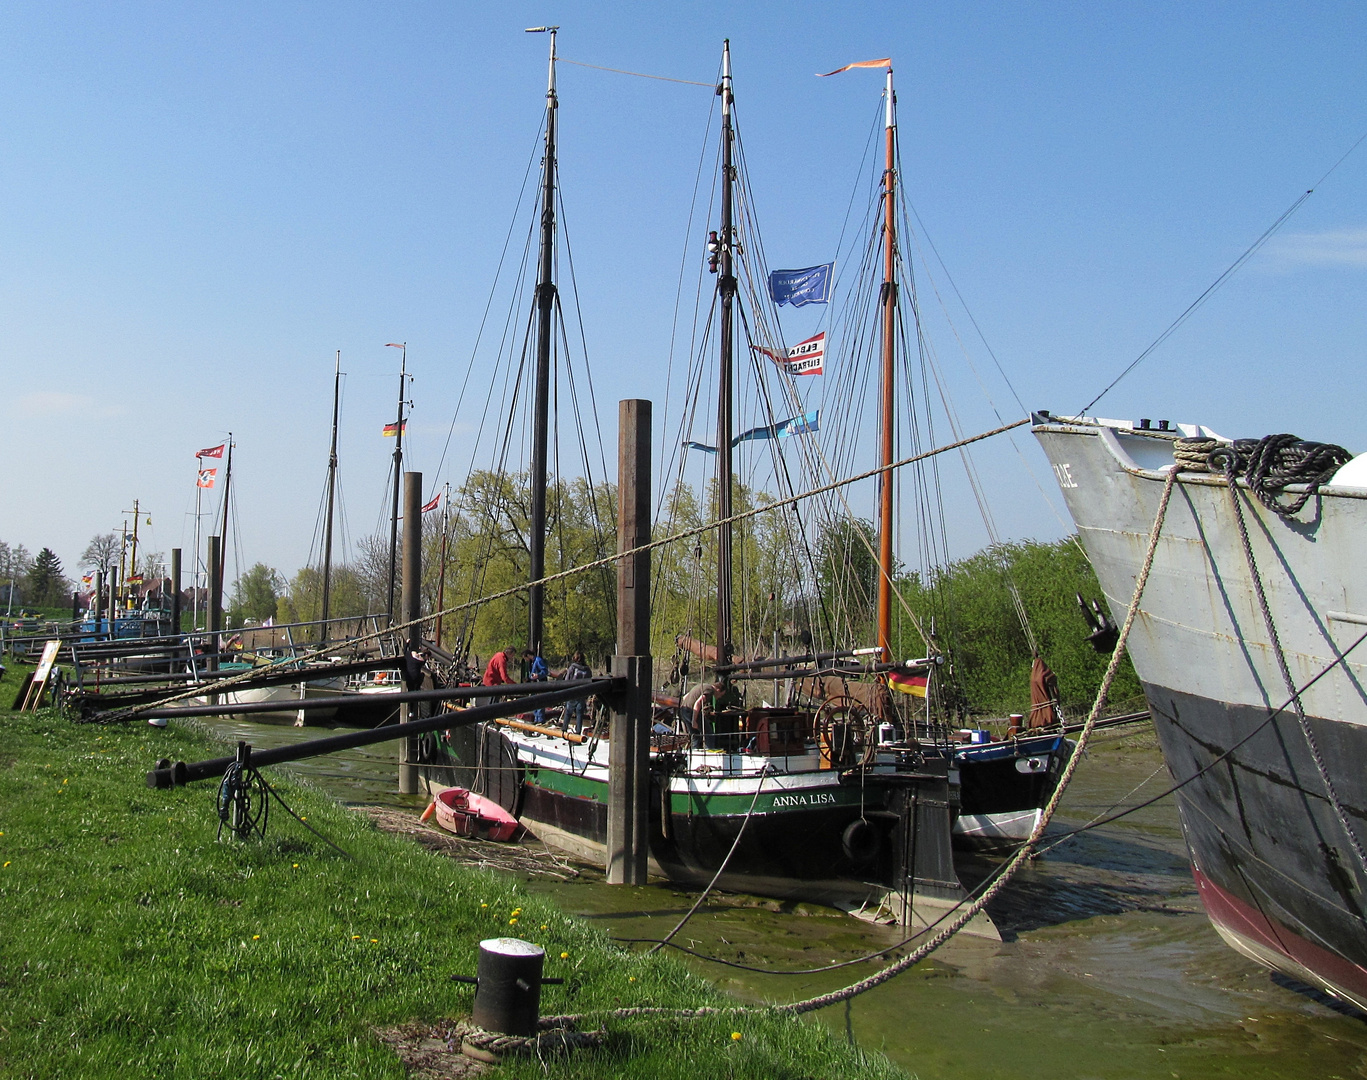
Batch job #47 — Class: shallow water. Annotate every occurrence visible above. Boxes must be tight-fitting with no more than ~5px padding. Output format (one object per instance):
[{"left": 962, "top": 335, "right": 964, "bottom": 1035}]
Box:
[{"left": 197, "top": 715, "right": 1367, "bottom": 1078}]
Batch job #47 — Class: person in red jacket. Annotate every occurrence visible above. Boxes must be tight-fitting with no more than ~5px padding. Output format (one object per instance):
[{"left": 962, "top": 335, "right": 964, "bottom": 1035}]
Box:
[{"left": 483, "top": 645, "right": 517, "bottom": 687}]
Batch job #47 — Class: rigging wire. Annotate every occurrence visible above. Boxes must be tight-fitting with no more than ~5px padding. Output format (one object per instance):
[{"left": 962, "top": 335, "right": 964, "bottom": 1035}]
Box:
[{"left": 1080, "top": 126, "right": 1367, "bottom": 416}]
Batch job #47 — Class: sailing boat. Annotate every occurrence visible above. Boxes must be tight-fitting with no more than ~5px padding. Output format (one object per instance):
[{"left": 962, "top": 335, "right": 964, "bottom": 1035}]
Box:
[{"left": 419, "top": 37, "right": 987, "bottom": 933}]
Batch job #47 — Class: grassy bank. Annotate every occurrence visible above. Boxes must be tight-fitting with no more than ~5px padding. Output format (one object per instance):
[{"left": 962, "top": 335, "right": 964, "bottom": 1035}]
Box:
[{"left": 0, "top": 664, "right": 901, "bottom": 1079}]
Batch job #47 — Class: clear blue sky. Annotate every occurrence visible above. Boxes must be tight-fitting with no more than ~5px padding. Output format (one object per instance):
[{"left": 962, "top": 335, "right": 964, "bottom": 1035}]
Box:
[{"left": 2, "top": 2, "right": 1364, "bottom": 582}]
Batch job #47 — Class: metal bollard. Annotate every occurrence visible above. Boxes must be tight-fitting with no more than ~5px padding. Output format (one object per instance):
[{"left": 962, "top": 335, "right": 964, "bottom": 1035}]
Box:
[{"left": 469, "top": 938, "right": 548, "bottom": 1036}]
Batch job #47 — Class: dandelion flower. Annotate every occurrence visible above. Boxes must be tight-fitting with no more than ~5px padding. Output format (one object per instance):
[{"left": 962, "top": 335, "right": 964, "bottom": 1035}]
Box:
[
  {"left": 731, "top": 1032, "right": 742, "bottom": 1041},
  {"left": 3, "top": 861, "right": 9, "bottom": 868},
  {"left": 370, "top": 939, "right": 379, "bottom": 944},
  {"left": 252, "top": 935, "right": 261, "bottom": 940},
  {"left": 480, "top": 903, "right": 488, "bottom": 909},
  {"left": 509, "top": 918, "right": 518, "bottom": 925},
  {"left": 292, "top": 864, "right": 299, "bottom": 869},
  {"left": 560, "top": 952, "right": 569, "bottom": 960},
  {"left": 352, "top": 935, "right": 361, "bottom": 940},
  {"left": 628, "top": 976, "right": 636, "bottom": 983},
  {"left": 540, "top": 924, "right": 548, "bottom": 931}
]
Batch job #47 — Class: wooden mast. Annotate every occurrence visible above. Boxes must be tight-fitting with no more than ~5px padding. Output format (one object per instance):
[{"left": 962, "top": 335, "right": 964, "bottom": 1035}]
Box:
[
  {"left": 527, "top": 24, "right": 559, "bottom": 659},
  {"left": 385, "top": 342, "right": 407, "bottom": 619},
  {"left": 716, "top": 39, "right": 736, "bottom": 665},
  {"left": 218, "top": 436, "right": 233, "bottom": 612},
  {"left": 320, "top": 350, "right": 341, "bottom": 639},
  {"left": 876, "top": 66, "right": 897, "bottom": 663}
]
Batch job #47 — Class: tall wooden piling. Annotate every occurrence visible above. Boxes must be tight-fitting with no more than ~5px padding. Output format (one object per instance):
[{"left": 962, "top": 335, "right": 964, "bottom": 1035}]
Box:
[
  {"left": 93, "top": 571, "right": 104, "bottom": 638},
  {"left": 398, "top": 471, "right": 422, "bottom": 795},
  {"left": 170, "top": 549, "right": 182, "bottom": 634},
  {"left": 607, "top": 399, "right": 652, "bottom": 885},
  {"left": 207, "top": 535, "right": 222, "bottom": 671}
]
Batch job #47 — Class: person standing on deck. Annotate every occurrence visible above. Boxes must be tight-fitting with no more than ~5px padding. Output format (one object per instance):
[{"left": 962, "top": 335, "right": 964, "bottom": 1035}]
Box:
[
  {"left": 682, "top": 678, "right": 725, "bottom": 749},
  {"left": 482, "top": 645, "right": 517, "bottom": 687},
  {"left": 528, "top": 648, "right": 549, "bottom": 725},
  {"left": 560, "top": 650, "right": 591, "bottom": 734}
]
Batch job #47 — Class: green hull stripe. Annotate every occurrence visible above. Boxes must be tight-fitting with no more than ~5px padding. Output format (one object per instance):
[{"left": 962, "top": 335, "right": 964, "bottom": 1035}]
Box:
[{"left": 526, "top": 766, "right": 881, "bottom": 816}]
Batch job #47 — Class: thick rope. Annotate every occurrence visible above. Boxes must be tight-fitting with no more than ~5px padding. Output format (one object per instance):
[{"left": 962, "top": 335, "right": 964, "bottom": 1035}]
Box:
[
  {"left": 1219, "top": 463, "right": 1367, "bottom": 881},
  {"left": 100, "top": 419, "right": 1028, "bottom": 722}
]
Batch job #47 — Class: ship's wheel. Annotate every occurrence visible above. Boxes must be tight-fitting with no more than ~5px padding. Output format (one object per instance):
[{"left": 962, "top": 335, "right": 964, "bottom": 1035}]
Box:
[{"left": 813, "top": 696, "right": 876, "bottom": 769}]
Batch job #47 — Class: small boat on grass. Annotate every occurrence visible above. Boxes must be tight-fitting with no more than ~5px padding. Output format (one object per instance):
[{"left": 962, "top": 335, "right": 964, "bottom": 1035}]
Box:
[{"left": 428, "top": 787, "right": 521, "bottom": 842}]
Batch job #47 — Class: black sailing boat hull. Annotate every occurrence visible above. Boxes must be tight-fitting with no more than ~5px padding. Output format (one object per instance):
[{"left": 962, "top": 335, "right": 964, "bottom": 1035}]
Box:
[
  {"left": 422, "top": 724, "right": 972, "bottom": 912},
  {"left": 1034, "top": 415, "right": 1367, "bottom": 1009}
]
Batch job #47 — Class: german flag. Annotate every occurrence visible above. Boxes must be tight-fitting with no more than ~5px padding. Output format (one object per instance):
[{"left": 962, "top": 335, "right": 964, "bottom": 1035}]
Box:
[
  {"left": 383, "top": 421, "right": 407, "bottom": 437},
  {"left": 886, "top": 668, "right": 928, "bottom": 697}
]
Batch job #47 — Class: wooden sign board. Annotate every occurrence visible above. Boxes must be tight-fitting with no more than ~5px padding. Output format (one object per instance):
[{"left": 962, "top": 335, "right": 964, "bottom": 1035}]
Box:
[{"left": 21, "top": 640, "right": 61, "bottom": 711}]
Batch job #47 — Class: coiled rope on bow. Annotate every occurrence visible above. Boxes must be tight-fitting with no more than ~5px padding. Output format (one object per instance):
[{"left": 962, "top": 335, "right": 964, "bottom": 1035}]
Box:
[{"left": 1176, "top": 433, "right": 1352, "bottom": 518}]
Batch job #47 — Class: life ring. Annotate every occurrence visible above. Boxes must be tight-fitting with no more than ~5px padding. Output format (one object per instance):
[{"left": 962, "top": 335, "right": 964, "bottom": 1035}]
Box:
[{"left": 841, "top": 818, "right": 880, "bottom": 864}]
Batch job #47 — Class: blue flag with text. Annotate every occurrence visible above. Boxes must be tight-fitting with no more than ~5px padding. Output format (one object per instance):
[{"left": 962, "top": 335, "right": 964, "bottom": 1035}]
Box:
[{"left": 768, "top": 264, "right": 834, "bottom": 307}]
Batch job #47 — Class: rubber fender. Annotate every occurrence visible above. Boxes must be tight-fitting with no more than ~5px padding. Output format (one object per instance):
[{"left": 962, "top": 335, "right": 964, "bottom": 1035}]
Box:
[
  {"left": 841, "top": 818, "right": 880, "bottom": 864},
  {"left": 420, "top": 800, "right": 436, "bottom": 823}
]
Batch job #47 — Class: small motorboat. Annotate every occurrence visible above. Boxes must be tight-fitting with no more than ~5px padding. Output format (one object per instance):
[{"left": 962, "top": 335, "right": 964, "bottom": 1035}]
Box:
[{"left": 428, "top": 787, "right": 521, "bottom": 842}]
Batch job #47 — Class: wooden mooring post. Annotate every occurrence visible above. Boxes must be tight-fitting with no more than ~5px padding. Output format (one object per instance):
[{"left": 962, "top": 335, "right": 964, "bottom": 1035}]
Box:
[
  {"left": 170, "top": 548, "right": 182, "bottom": 634},
  {"left": 607, "top": 399, "right": 652, "bottom": 885},
  {"left": 398, "top": 471, "right": 422, "bottom": 795}
]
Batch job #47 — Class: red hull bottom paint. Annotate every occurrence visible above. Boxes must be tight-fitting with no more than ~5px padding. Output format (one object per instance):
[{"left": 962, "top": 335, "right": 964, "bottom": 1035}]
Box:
[{"left": 1193, "top": 865, "right": 1367, "bottom": 1012}]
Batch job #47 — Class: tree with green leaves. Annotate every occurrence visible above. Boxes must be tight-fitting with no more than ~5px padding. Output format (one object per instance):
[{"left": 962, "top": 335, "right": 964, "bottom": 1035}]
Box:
[{"left": 227, "top": 563, "right": 284, "bottom": 627}]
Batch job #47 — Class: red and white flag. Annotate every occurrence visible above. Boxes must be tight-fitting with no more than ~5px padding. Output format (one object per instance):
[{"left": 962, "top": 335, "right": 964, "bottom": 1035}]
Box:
[
  {"left": 196, "top": 443, "right": 226, "bottom": 459},
  {"left": 421, "top": 493, "right": 442, "bottom": 514},
  {"left": 818, "top": 58, "right": 891, "bottom": 77},
  {"left": 752, "top": 332, "right": 826, "bottom": 376},
  {"left": 197, "top": 468, "right": 217, "bottom": 489}
]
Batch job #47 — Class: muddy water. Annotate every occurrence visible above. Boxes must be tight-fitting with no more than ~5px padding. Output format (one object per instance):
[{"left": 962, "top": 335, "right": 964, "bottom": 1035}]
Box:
[{"left": 197, "top": 716, "right": 1367, "bottom": 1078}]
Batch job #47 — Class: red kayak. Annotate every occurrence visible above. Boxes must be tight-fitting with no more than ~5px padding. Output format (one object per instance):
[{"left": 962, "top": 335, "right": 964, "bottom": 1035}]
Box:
[{"left": 429, "top": 787, "right": 521, "bottom": 842}]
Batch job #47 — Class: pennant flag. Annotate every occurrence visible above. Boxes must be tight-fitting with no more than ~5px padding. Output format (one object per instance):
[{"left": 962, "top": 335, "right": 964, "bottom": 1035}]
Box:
[
  {"left": 769, "top": 264, "right": 834, "bottom": 307},
  {"left": 752, "top": 332, "right": 826, "bottom": 376},
  {"left": 385, "top": 343, "right": 404, "bottom": 348},
  {"left": 197, "top": 468, "right": 217, "bottom": 489},
  {"left": 421, "top": 493, "right": 441, "bottom": 513},
  {"left": 887, "top": 668, "right": 928, "bottom": 697},
  {"left": 818, "top": 58, "right": 892, "bottom": 77},
  {"left": 685, "top": 411, "right": 820, "bottom": 454},
  {"left": 196, "top": 443, "right": 226, "bottom": 459},
  {"left": 383, "top": 421, "right": 407, "bottom": 437}
]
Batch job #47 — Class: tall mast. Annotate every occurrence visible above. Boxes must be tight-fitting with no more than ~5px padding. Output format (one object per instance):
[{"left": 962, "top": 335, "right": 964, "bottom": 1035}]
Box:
[
  {"left": 715, "top": 39, "right": 736, "bottom": 665},
  {"left": 218, "top": 435, "right": 233, "bottom": 607},
  {"left": 434, "top": 482, "right": 450, "bottom": 648},
  {"left": 876, "top": 67, "right": 897, "bottom": 663},
  {"left": 526, "top": 24, "right": 559, "bottom": 658},
  {"left": 385, "top": 342, "right": 408, "bottom": 619},
  {"left": 320, "top": 350, "right": 341, "bottom": 639},
  {"left": 126, "top": 499, "right": 141, "bottom": 595}
]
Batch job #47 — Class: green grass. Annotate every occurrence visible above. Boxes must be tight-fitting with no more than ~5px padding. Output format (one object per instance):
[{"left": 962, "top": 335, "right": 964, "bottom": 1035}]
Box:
[{"left": 0, "top": 663, "right": 903, "bottom": 1079}]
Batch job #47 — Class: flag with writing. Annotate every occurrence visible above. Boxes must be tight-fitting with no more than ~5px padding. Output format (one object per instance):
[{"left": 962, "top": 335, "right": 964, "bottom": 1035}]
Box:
[
  {"left": 752, "top": 331, "right": 825, "bottom": 376},
  {"left": 768, "top": 264, "right": 834, "bottom": 307},
  {"left": 383, "top": 421, "right": 407, "bottom": 437},
  {"left": 197, "top": 468, "right": 217, "bottom": 489},
  {"left": 421, "top": 493, "right": 441, "bottom": 513},
  {"left": 196, "top": 443, "right": 226, "bottom": 459}
]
